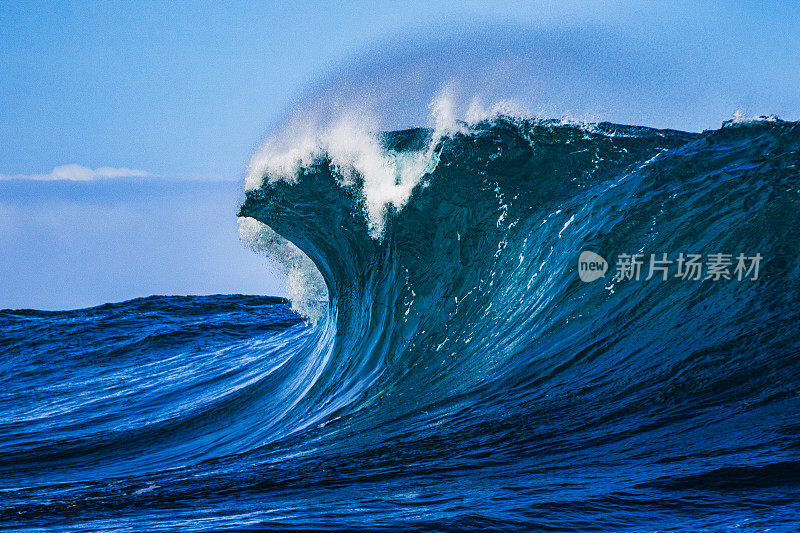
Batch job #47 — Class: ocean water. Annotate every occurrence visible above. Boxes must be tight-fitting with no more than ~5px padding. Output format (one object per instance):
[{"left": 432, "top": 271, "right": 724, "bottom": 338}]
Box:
[{"left": 2, "top": 117, "right": 800, "bottom": 531}]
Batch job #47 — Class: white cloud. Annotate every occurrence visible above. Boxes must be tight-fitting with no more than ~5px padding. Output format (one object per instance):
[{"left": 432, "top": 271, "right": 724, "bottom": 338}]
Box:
[{"left": 0, "top": 164, "right": 150, "bottom": 181}]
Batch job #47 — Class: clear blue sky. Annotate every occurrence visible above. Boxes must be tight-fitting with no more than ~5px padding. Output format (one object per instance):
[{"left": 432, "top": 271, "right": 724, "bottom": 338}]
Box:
[
  {"left": 4, "top": 1, "right": 799, "bottom": 178},
  {"left": 1, "top": 1, "right": 799, "bottom": 309}
]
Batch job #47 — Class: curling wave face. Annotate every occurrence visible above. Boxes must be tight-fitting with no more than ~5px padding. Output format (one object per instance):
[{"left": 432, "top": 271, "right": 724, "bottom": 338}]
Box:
[{"left": 2, "top": 115, "right": 800, "bottom": 531}]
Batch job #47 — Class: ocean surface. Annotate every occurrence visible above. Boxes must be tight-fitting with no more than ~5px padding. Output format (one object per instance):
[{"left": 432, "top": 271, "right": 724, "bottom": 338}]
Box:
[{"left": 2, "top": 116, "right": 800, "bottom": 531}]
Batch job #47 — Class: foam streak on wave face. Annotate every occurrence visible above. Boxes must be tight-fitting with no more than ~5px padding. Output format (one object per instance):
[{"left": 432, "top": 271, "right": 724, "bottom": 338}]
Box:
[{"left": 245, "top": 91, "right": 523, "bottom": 237}]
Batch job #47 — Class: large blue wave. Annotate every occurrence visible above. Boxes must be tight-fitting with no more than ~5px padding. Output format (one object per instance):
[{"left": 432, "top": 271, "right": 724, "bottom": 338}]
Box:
[{"left": 2, "top": 116, "right": 800, "bottom": 531}]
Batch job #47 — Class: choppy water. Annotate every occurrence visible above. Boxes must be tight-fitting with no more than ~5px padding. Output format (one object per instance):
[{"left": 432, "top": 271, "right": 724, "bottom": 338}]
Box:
[{"left": 2, "top": 117, "right": 800, "bottom": 531}]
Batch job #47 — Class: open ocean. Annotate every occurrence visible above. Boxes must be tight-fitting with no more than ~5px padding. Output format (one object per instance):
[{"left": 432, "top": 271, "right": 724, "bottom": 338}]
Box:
[{"left": 2, "top": 116, "right": 800, "bottom": 531}]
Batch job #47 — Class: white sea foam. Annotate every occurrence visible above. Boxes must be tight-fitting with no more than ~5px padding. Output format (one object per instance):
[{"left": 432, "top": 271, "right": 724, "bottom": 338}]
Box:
[
  {"left": 722, "top": 109, "right": 781, "bottom": 128},
  {"left": 245, "top": 90, "right": 529, "bottom": 238},
  {"left": 245, "top": 113, "right": 427, "bottom": 236},
  {"left": 238, "top": 217, "right": 328, "bottom": 323}
]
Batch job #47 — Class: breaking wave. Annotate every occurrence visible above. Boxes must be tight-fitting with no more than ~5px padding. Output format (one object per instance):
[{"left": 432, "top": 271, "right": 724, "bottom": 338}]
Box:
[{"left": 3, "top": 104, "right": 800, "bottom": 531}]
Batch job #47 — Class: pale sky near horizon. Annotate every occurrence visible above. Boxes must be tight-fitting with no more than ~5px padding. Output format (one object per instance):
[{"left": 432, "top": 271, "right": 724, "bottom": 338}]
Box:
[{"left": 2, "top": 1, "right": 799, "bottom": 309}]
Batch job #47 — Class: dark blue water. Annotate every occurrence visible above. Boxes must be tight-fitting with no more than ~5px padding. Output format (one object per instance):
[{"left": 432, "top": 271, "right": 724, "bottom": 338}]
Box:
[{"left": 2, "top": 117, "right": 800, "bottom": 531}]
